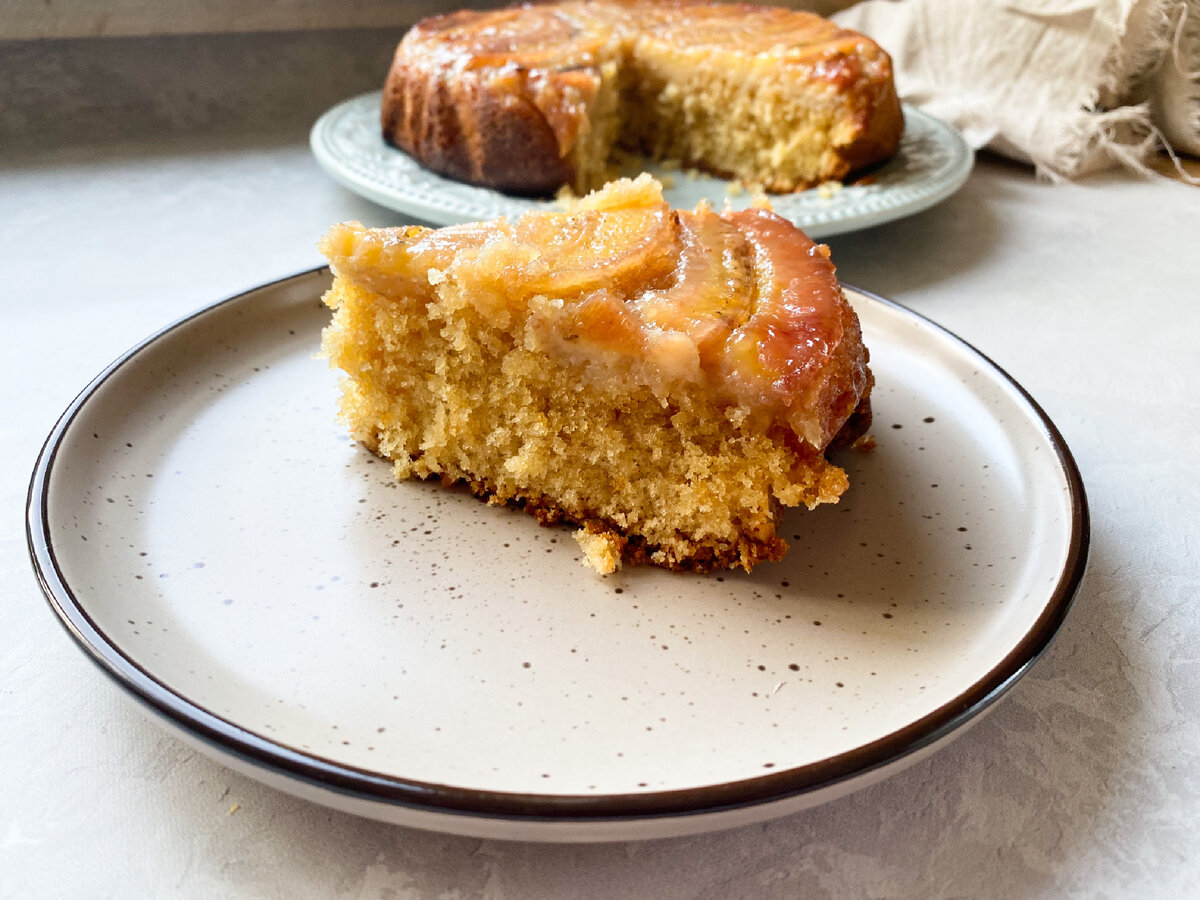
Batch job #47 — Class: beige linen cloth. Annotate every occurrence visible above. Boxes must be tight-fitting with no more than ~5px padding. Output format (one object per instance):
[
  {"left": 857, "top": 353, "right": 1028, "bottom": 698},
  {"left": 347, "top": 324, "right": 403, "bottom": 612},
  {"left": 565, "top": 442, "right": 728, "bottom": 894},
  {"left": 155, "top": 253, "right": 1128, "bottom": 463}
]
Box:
[{"left": 815, "top": 0, "right": 1200, "bottom": 179}]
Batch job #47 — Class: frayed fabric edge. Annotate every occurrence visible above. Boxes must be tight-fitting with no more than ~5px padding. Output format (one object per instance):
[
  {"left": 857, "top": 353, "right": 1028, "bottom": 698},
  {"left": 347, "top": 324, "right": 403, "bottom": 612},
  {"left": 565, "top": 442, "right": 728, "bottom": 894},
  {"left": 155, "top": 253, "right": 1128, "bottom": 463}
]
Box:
[
  {"left": 1150, "top": 0, "right": 1200, "bottom": 154},
  {"left": 1039, "top": 102, "right": 1158, "bottom": 180}
]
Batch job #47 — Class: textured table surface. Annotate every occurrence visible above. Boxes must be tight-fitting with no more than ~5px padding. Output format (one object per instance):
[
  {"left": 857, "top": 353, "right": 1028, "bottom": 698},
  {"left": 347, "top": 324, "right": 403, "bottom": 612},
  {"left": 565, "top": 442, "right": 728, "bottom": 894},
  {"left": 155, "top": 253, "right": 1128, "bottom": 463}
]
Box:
[{"left": 2, "top": 30, "right": 1198, "bottom": 899}]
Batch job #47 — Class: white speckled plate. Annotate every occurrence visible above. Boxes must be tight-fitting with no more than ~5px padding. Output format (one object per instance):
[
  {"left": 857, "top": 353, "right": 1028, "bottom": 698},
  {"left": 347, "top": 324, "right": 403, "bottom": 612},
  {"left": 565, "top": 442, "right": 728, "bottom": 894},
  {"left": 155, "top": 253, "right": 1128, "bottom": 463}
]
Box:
[
  {"left": 28, "top": 269, "right": 1086, "bottom": 842},
  {"left": 310, "top": 92, "right": 974, "bottom": 236}
]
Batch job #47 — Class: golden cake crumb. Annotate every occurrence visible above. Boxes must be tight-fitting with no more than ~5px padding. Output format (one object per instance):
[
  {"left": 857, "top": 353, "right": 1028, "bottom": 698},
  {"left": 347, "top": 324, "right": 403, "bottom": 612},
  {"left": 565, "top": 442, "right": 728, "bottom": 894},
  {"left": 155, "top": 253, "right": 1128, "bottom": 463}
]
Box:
[
  {"left": 574, "top": 528, "right": 624, "bottom": 575},
  {"left": 817, "top": 180, "right": 844, "bottom": 200}
]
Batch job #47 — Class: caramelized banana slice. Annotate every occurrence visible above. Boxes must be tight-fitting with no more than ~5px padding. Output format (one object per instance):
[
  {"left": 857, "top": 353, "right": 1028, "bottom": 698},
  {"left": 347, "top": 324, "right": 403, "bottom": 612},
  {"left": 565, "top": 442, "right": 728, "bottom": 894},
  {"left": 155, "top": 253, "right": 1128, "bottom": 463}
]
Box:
[
  {"left": 632, "top": 205, "right": 755, "bottom": 367},
  {"left": 512, "top": 207, "right": 677, "bottom": 298}
]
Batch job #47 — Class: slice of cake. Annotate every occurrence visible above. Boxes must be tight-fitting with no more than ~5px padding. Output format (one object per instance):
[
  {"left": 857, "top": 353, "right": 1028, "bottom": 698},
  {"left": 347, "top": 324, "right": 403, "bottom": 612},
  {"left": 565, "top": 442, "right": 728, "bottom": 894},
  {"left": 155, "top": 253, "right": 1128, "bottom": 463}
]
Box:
[
  {"left": 382, "top": 0, "right": 903, "bottom": 196},
  {"left": 319, "top": 176, "right": 872, "bottom": 573}
]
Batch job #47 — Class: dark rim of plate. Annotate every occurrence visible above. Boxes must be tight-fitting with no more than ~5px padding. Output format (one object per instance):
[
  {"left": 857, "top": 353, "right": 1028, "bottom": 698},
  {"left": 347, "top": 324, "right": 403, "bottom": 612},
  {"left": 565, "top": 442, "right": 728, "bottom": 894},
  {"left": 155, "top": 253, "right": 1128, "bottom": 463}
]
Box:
[{"left": 26, "top": 267, "right": 1089, "bottom": 827}]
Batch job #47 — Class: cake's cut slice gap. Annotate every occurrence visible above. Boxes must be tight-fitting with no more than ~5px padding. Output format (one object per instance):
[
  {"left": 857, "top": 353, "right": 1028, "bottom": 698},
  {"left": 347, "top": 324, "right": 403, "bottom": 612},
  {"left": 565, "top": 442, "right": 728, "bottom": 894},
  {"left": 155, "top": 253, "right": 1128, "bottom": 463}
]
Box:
[{"left": 319, "top": 175, "right": 872, "bottom": 574}]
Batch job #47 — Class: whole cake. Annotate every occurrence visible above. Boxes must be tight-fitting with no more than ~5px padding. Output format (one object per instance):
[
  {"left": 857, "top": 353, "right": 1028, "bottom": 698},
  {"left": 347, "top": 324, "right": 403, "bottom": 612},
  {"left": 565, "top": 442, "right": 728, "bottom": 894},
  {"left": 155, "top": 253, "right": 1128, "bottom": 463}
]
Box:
[
  {"left": 382, "top": 0, "right": 903, "bottom": 196},
  {"left": 320, "top": 176, "right": 873, "bottom": 573}
]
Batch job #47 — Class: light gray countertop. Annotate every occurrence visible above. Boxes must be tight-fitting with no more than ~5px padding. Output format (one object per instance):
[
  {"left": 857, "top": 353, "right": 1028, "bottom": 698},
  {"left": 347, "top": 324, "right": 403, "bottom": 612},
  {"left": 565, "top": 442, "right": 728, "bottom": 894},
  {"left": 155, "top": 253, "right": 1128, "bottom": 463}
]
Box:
[{"left": 2, "top": 29, "right": 1198, "bottom": 899}]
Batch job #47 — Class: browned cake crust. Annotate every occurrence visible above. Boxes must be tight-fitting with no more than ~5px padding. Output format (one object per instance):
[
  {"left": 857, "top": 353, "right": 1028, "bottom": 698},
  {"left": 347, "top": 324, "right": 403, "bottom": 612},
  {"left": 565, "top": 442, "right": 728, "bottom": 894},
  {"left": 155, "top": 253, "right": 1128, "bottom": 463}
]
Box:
[
  {"left": 381, "top": 7, "right": 591, "bottom": 195},
  {"left": 382, "top": 0, "right": 903, "bottom": 196}
]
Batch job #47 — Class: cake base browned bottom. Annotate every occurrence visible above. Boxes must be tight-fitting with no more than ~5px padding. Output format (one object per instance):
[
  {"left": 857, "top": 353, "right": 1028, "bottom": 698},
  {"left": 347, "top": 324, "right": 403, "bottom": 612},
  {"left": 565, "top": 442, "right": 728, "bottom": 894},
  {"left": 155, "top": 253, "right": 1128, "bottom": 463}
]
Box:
[
  {"left": 408, "top": 470, "right": 789, "bottom": 574},
  {"left": 366, "top": 395, "right": 873, "bottom": 574}
]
